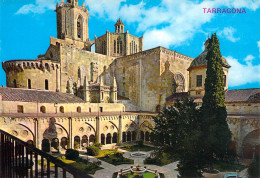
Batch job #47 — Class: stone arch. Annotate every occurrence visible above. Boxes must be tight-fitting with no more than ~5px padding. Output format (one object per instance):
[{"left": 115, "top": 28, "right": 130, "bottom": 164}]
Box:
[
  {"left": 109, "top": 121, "right": 118, "bottom": 131},
  {"left": 174, "top": 72, "right": 185, "bottom": 93},
  {"left": 127, "top": 131, "right": 131, "bottom": 142},
  {"left": 106, "top": 133, "right": 112, "bottom": 144},
  {"left": 122, "top": 132, "right": 126, "bottom": 142},
  {"left": 60, "top": 137, "right": 68, "bottom": 149},
  {"left": 242, "top": 129, "right": 260, "bottom": 159},
  {"left": 101, "top": 134, "right": 105, "bottom": 145},
  {"left": 51, "top": 138, "right": 59, "bottom": 151},
  {"left": 74, "top": 136, "right": 80, "bottom": 150},
  {"left": 132, "top": 131, "right": 137, "bottom": 141},
  {"left": 140, "top": 121, "right": 153, "bottom": 131},
  {"left": 18, "top": 123, "right": 35, "bottom": 140},
  {"left": 89, "top": 134, "right": 95, "bottom": 144},
  {"left": 42, "top": 139, "right": 50, "bottom": 152},
  {"left": 145, "top": 131, "right": 150, "bottom": 142},
  {"left": 77, "top": 14, "right": 83, "bottom": 39},
  {"left": 112, "top": 132, "right": 117, "bottom": 143},
  {"left": 81, "top": 135, "right": 88, "bottom": 148}
]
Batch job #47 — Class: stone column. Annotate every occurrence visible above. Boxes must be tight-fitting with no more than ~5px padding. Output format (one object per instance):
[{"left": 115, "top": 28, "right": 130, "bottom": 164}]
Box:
[
  {"left": 96, "top": 116, "right": 100, "bottom": 143},
  {"left": 118, "top": 115, "right": 122, "bottom": 145}
]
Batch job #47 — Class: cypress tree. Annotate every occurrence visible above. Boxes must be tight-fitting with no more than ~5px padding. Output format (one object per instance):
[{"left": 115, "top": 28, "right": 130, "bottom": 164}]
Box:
[{"left": 201, "top": 33, "right": 232, "bottom": 168}]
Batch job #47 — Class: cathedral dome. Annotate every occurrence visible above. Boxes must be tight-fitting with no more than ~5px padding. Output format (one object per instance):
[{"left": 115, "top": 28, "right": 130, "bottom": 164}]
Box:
[{"left": 188, "top": 39, "right": 231, "bottom": 70}]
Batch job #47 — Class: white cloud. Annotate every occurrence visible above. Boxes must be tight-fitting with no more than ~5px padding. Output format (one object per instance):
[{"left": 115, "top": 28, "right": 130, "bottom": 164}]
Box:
[
  {"left": 218, "top": 27, "right": 240, "bottom": 42},
  {"left": 226, "top": 55, "right": 260, "bottom": 87},
  {"left": 16, "top": 0, "right": 58, "bottom": 14},
  {"left": 86, "top": 0, "right": 260, "bottom": 49},
  {"left": 257, "top": 41, "right": 260, "bottom": 57}
]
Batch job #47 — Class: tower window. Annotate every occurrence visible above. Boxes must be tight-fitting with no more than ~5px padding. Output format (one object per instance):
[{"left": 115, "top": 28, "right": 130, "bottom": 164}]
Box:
[
  {"left": 28, "top": 79, "right": 31, "bottom": 89},
  {"left": 114, "top": 40, "right": 116, "bottom": 53},
  {"left": 77, "top": 106, "right": 81, "bottom": 113},
  {"left": 196, "top": 75, "right": 202, "bottom": 87},
  {"left": 223, "top": 75, "right": 227, "bottom": 87},
  {"left": 90, "top": 62, "right": 94, "bottom": 82},
  {"left": 45, "top": 79, "right": 49, "bottom": 90},
  {"left": 77, "top": 15, "right": 82, "bottom": 38},
  {"left": 13, "top": 79, "right": 17, "bottom": 88},
  {"left": 120, "top": 41, "right": 122, "bottom": 54}
]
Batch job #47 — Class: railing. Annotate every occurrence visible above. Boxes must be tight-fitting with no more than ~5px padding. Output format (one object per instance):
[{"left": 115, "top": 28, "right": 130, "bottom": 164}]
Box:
[{"left": 0, "top": 129, "right": 92, "bottom": 178}]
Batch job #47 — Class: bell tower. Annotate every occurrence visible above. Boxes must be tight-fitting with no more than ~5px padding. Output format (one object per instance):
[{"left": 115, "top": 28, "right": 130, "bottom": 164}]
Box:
[{"left": 56, "top": 0, "right": 89, "bottom": 45}]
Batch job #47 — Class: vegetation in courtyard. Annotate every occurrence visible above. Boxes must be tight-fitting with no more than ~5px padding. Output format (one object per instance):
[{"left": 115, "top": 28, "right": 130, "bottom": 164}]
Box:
[
  {"left": 86, "top": 142, "right": 102, "bottom": 156},
  {"left": 201, "top": 33, "right": 233, "bottom": 171},
  {"left": 144, "top": 152, "right": 174, "bottom": 166},
  {"left": 248, "top": 156, "right": 260, "bottom": 178},
  {"left": 65, "top": 149, "right": 79, "bottom": 160},
  {"left": 121, "top": 143, "right": 154, "bottom": 152},
  {"left": 94, "top": 149, "right": 134, "bottom": 165},
  {"left": 151, "top": 34, "right": 235, "bottom": 177},
  {"left": 212, "top": 160, "right": 246, "bottom": 172},
  {"left": 112, "top": 171, "right": 165, "bottom": 178}
]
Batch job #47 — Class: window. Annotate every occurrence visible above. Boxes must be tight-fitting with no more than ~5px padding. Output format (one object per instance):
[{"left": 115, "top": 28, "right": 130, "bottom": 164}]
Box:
[
  {"left": 13, "top": 79, "right": 17, "bottom": 88},
  {"left": 99, "top": 107, "right": 103, "bottom": 112},
  {"left": 114, "top": 40, "right": 116, "bottom": 53},
  {"left": 59, "top": 106, "right": 64, "bottom": 113},
  {"left": 77, "top": 16, "right": 82, "bottom": 38},
  {"left": 115, "top": 93, "right": 117, "bottom": 100},
  {"left": 90, "top": 63, "right": 94, "bottom": 82},
  {"left": 45, "top": 79, "right": 49, "bottom": 90},
  {"left": 223, "top": 75, "right": 226, "bottom": 87},
  {"left": 40, "top": 106, "right": 46, "bottom": 113},
  {"left": 28, "top": 79, "right": 31, "bottom": 89},
  {"left": 77, "top": 106, "right": 81, "bottom": 113},
  {"left": 117, "top": 39, "right": 120, "bottom": 53},
  {"left": 17, "top": 105, "right": 24, "bottom": 113},
  {"left": 120, "top": 41, "right": 122, "bottom": 54},
  {"left": 196, "top": 75, "right": 202, "bottom": 87},
  {"left": 101, "top": 92, "right": 104, "bottom": 100},
  {"left": 89, "top": 108, "right": 91, "bottom": 113}
]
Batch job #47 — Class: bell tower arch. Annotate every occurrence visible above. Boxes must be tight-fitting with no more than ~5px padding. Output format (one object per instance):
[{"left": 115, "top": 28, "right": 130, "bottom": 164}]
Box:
[{"left": 55, "top": 0, "right": 89, "bottom": 44}]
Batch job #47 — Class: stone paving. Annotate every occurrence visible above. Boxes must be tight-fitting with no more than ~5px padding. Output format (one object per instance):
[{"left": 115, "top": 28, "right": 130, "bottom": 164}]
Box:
[{"left": 80, "top": 149, "right": 179, "bottom": 178}]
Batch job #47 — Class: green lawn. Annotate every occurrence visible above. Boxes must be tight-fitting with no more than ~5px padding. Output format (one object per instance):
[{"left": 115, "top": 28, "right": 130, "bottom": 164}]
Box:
[
  {"left": 120, "top": 145, "right": 154, "bottom": 152},
  {"left": 112, "top": 171, "right": 165, "bottom": 178},
  {"left": 95, "top": 149, "right": 134, "bottom": 165}
]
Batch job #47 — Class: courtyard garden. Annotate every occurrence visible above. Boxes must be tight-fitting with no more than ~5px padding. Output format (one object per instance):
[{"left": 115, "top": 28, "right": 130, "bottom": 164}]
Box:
[{"left": 120, "top": 141, "right": 154, "bottom": 152}]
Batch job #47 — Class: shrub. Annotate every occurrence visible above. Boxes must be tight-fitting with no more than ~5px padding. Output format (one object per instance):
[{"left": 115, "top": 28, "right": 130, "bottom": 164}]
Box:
[
  {"left": 92, "top": 142, "right": 102, "bottom": 149},
  {"left": 248, "top": 156, "right": 260, "bottom": 178},
  {"left": 115, "top": 152, "right": 123, "bottom": 160},
  {"left": 65, "top": 149, "right": 79, "bottom": 160},
  {"left": 87, "top": 145, "right": 100, "bottom": 156},
  {"left": 137, "top": 140, "right": 143, "bottom": 147},
  {"left": 144, "top": 157, "right": 157, "bottom": 164}
]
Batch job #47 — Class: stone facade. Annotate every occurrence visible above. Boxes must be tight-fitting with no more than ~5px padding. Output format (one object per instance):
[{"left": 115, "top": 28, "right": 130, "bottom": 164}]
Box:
[{"left": 0, "top": 0, "right": 259, "bottom": 159}]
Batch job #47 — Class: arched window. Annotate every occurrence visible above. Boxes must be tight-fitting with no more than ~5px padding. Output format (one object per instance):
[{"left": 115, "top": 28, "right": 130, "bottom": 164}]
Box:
[
  {"left": 13, "top": 79, "right": 17, "bottom": 88},
  {"left": 120, "top": 41, "right": 122, "bottom": 54},
  {"left": 77, "top": 106, "right": 81, "bottom": 113},
  {"left": 28, "top": 79, "right": 31, "bottom": 89},
  {"left": 114, "top": 40, "right": 116, "bottom": 53},
  {"left": 77, "top": 15, "right": 82, "bottom": 38},
  {"left": 174, "top": 73, "right": 185, "bottom": 93},
  {"left": 59, "top": 106, "right": 64, "bottom": 113},
  {"left": 40, "top": 106, "right": 46, "bottom": 113},
  {"left": 117, "top": 39, "right": 120, "bottom": 53},
  {"left": 90, "top": 62, "right": 94, "bottom": 82},
  {"left": 135, "top": 44, "right": 137, "bottom": 53},
  {"left": 45, "top": 79, "right": 49, "bottom": 90}
]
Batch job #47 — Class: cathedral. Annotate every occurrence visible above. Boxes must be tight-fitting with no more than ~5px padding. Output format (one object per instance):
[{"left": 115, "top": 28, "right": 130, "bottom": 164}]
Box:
[{"left": 0, "top": 0, "right": 259, "bottom": 159}]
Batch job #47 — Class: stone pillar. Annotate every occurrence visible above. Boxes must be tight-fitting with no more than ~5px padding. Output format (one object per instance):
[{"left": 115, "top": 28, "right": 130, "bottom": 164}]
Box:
[
  {"left": 34, "top": 118, "right": 39, "bottom": 148},
  {"left": 118, "top": 115, "right": 122, "bottom": 145},
  {"left": 56, "top": 67, "right": 60, "bottom": 92},
  {"left": 237, "top": 119, "right": 244, "bottom": 157},
  {"left": 96, "top": 116, "right": 100, "bottom": 143},
  {"left": 68, "top": 117, "right": 72, "bottom": 149}
]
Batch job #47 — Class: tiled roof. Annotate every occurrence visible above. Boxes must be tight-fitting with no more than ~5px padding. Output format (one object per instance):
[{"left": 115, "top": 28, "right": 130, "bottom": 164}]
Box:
[
  {"left": 117, "top": 95, "right": 130, "bottom": 100},
  {"left": 115, "top": 18, "right": 124, "bottom": 26},
  {"left": 0, "top": 87, "right": 85, "bottom": 103},
  {"left": 166, "top": 88, "right": 260, "bottom": 104},
  {"left": 225, "top": 88, "right": 260, "bottom": 103},
  {"left": 188, "top": 49, "right": 231, "bottom": 70}
]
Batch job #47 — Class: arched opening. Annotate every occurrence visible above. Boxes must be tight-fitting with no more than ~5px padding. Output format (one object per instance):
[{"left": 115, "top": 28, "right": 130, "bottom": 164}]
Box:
[
  {"left": 45, "top": 79, "right": 49, "bottom": 90},
  {"left": 28, "top": 79, "right": 31, "bottom": 89},
  {"left": 77, "top": 15, "right": 83, "bottom": 39},
  {"left": 106, "top": 133, "right": 112, "bottom": 144},
  {"left": 51, "top": 138, "right": 59, "bottom": 152},
  {"left": 42, "top": 139, "right": 50, "bottom": 152},
  {"left": 140, "top": 131, "right": 144, "bottom": 141},
  {"left": 81, "top": 135, "right": 88, "bottom": 148},
  {"left": 101, "top": 134, "right": 105, "bottom": 145},
  {"left": 127, "top": 131, "right": 131, "bottom": 142},
  {"left": 242, "top": 129, "right": 260, "bottom": 159},
  {"left": 122, "top": 132, "right": 126, "bottom": 142},
  {"left": 40, "top": 106, "right": 46, "bottom": 113},
  {"left": 13, "top": 79, "right": 17, "bottom": 88},
  {"left": 174, "top": 73, "right": 185, "bottom": 93},
  {"left": 90, "top": 62, "right": 94, "bottom": 82},
  {"left": 156, "top": 105, "right": 161, "bottom": 113},
  {"left": 145, "top": 131, "right": 150, "bottom": 142},
  {"left": 59, "top": 106, "right": 64, "bottom": 113},
  {"left": 77, "top": 106, "right": 81, "bottom": 113},
  {"left": 60, "top": 137, "right": 68, "bottom": 149},
  {"left": 112, "top": 132, "right": 117, "bottom": 143},
  {"left": 89, "top": 134, "right": 95, "bottom": 144},
  {"left": 132, "top": 131, "right": 136, "bottom": 141},
  {"left": 74, "top": 136, "right": 80, "bottom": 150}
]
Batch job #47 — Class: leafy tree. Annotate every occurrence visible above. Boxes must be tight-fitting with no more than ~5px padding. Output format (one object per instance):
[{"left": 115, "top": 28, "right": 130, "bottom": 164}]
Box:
[
  {"left": 201, "top": 33, "right": 232, "bottom": 168},
  {"left": 152, "top": 98, "right": 204, "bottom": 177},
  {"left": 248, "top": 156, "right": 260, "bottom": 178}
]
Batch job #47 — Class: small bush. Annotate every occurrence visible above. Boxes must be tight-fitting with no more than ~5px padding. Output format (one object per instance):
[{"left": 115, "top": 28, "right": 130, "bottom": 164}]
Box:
[
  {"left": 65, "top": 149, "right": 79, "bottom": 160},
  {"left": 115, "top": 152, "right": 123, "bottom": 160},
  {"left": 92, "top": 142, "right": 102, "bottom": 149},
  {"left": 137, "top": 140, "right": 143, "bottom": 147},
  {"left": 87, "top": 145, "right": 100, "bottom": 156},
  {"left": 248, "top": 156, "right": 260, "bottom": 178}
]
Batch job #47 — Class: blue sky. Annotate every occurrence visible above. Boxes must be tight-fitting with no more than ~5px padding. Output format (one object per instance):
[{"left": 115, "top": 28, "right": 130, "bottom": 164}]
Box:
[{"left": 0, "top": 0, "right": 260, "bottom": 89}]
